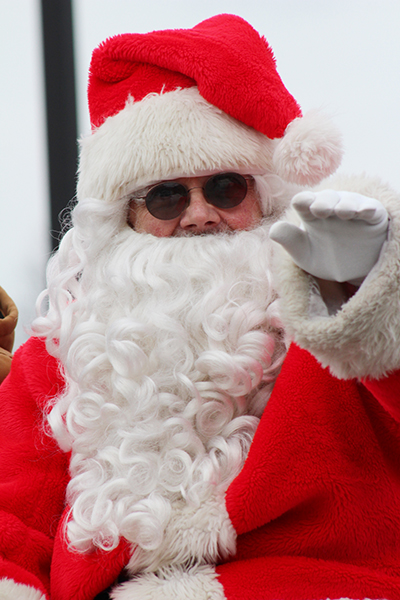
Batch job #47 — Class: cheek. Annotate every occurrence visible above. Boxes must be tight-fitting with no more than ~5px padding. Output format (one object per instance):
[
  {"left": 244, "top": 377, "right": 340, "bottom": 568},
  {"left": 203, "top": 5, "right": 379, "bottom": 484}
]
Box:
[
  {"left": 129, "top": 205, "right": 179, "bottom": 237},
  {"left": 223, "top": 198, "right": 263, "bottom": 231}
]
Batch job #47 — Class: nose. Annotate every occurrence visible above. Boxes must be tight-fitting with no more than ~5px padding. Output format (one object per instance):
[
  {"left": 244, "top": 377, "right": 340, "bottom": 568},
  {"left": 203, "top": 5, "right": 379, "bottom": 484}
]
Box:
[{"left": 179, "top": 188, "right": 221, "bottom": 232}]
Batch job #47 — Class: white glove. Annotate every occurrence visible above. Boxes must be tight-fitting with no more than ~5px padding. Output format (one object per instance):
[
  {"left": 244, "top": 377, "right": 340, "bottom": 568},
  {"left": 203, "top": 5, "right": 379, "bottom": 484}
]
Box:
[{"left": 269, "top": 190, "right": 389, "bottom": 285}]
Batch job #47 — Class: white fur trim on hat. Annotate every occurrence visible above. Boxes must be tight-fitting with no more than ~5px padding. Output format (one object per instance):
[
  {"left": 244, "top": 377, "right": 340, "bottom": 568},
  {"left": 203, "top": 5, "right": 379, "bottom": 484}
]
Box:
[
  {"left": 77, "top": 87, "right": 275, "bottom": 203},
  {"left": 273, "top": 110, "right": 343, "bottom": 186}
]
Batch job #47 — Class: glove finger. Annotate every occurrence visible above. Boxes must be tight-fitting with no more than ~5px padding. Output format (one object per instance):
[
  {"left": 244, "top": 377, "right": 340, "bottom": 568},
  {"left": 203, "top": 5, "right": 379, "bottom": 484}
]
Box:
[
  {"left": 308, "top": 190, "right": 341, "bottom": 218},
  {"left": 335, "top": 194, "right": 388, "bottom": 224},
  {"left": 334, "top": 197, "right": 358, "bottom": 220},
  {"left": 356, "top": 203, "right": 388, "bottom": 225},
  {"left": 356, "top": 206, "right": 385, "bottom": 224},
  {"left": 291, "top": 192, "right": 317, "bottom": 221},
  {"left": 269, "top": 222, "right": 311, "bottom": 264}
]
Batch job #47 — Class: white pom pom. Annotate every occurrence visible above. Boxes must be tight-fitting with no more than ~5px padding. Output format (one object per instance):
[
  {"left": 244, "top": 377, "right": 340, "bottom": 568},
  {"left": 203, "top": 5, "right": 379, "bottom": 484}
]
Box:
[{"left": 273, "top": 110, "right": 343, "bottom": 186}]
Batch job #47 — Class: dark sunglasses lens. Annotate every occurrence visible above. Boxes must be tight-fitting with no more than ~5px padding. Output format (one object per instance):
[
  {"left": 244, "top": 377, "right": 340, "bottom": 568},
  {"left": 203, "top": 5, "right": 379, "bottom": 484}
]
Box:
[
  {"left": 146, "top": 183, "right": 189, "bottom": 220},
  {"left": 204, "top": 173, "right": 248, "bottom": 209}
]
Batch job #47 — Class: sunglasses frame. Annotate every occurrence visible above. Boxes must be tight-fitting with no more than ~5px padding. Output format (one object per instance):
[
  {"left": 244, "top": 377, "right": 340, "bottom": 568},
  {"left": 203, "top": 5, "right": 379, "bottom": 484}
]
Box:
[{"left": 131, "top": 172, "right": 253, "bottom": 221}]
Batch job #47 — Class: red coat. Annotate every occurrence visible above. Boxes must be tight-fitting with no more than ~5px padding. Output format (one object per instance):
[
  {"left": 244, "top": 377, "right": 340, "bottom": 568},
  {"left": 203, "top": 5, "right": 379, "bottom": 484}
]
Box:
[{"left": 1, "top": 336, "right": 400, "bottom": 599}]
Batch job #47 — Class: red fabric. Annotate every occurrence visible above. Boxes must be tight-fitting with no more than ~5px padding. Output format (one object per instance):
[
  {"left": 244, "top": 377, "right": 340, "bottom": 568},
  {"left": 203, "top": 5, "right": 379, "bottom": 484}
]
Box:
[
  {"left": 88, "top": 14, "right": 301, "bottom": 137},
  {"left": 0, "top": 559, "right": 49, "bottom": 598},
  {"left": 2, "top": 338, "right": 400, "bottom": 599},
  {"left": 0, "top": 337, "right": 68, "bottom": 596},
  {"left": 0, "top": 338, "right": 132, "bottom": 600},
  {"left": 364, "top": 368, "right": 400, "bottom": 423},
  {"left": 51, "top": 512, "right": 131, "bottom": 600},
  {"left": 221, "top": 344, "right": 400, "bottom": 599},
  {"left": 217, "top": 556, "right": 400, "bottom": 600}
]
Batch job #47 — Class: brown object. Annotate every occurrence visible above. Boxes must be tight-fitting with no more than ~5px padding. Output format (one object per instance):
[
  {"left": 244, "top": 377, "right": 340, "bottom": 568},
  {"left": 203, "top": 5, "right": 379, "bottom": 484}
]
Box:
[{"left": 0, "top": 287, "right": 18, "bottom": 383}]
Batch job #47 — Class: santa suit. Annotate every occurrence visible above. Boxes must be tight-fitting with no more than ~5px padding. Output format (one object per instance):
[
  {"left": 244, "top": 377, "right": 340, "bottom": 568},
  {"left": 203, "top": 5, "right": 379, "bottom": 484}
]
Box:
[
  {"left": 1, "top": 174, "right": 400, "bottom": 600},
  {"left": 2, "top": 13, "right": 400, "bottom": 600}
]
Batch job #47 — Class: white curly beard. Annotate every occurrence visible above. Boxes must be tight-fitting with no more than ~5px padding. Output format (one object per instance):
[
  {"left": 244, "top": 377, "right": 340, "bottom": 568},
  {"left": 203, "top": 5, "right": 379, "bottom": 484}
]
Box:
[{"left": 33, "top": 196, "right": 285, "bottom": 572}]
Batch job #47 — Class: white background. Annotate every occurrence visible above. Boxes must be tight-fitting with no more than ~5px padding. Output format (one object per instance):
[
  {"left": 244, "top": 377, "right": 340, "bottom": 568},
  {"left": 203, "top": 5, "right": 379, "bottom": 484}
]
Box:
[{"left": 2, "top": 0, "right": 400, "bottom": 348}]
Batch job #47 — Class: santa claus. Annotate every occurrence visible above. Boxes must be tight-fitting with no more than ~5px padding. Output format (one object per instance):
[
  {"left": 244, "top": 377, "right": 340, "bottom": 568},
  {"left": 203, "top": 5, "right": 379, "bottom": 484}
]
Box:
[{"left": 1, "top": 14, "right": 400, "bottom": 600}]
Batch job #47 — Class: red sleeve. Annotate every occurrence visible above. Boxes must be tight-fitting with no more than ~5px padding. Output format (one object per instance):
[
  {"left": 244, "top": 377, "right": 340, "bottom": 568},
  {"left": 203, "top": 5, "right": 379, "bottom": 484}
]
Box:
[
  {"left": 225, "top": 343, "right": 343, "bottom": 535},
  {"left": 363, "top": 368, "right": 400, "bottom": 423},
  {"left": 0, "top": 337, "right": 69, "bottom": 597},
  {"left": 225, "top": 343, "right": 383, "bottom": 537}
]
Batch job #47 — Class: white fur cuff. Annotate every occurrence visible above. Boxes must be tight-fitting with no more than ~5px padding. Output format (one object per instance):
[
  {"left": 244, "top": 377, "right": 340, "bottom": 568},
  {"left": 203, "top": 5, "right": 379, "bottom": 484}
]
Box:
[
  {"left": 110, "top": 564, "right": 226, "bottom": 600},
  {"left": 273, "top": 175, "right": 400, "bottom": 379},
  {"left": 0, "top": 578, "right": 47, "bottom": 600}
]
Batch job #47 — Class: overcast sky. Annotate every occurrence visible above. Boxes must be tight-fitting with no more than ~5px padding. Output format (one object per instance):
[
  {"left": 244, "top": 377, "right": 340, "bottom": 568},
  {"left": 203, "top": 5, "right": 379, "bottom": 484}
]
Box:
[{"left": 2, "top": 0, "right": 400, "bottom": 347}]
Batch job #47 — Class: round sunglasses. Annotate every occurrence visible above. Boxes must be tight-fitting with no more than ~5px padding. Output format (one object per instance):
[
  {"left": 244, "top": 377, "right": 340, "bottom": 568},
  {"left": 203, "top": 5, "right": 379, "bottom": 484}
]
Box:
[{"left": 133, "top": 172, "right": 252, "bottom": 221}]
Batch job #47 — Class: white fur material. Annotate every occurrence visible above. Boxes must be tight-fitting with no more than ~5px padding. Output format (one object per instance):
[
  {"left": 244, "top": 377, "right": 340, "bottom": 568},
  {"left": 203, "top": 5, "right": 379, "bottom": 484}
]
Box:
[
  {"left": 272, "top": 174, "right": 400, "bottom": 379},
  {"left": 110, "top": 565, "right": 226, "bottom": 600},
  {"left": 125, "top": 495, "right": 236, "bottom": 573},
  {"left": 273, "top": 110, "right": 343, "bottom": 186},
  {"left": 110, "top": 574, "right": 378, "bottom": 600},
  {"left": 77, "top": 87, "right": 276, "bottom": 203},
  {"left": 32, "top": 189, "right": 286, "bottom": 568},
  {"left": 0, "top": 579, "right": 47, "bottom": 600}
]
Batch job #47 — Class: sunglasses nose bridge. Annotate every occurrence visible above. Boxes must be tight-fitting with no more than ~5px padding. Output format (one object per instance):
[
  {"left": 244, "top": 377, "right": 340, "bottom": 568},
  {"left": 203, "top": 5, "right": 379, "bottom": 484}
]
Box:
[
  {"left": 185, "top": 185, "right": 214, "bottom": 208},
  {"left": 186, "top": 185, "right": 204, "bottom": 196},
  {"left": 179, "top": 186, "right": 221, "bottom": 231},
  {"left": 183, "top": 185, "right": 214, "bottom": 211}
]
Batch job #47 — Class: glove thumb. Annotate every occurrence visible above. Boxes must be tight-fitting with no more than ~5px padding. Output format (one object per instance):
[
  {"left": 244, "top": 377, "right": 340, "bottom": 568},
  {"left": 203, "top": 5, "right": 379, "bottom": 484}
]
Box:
[{"left": 269, "top": 222, "right": 311, "bottom": 265}]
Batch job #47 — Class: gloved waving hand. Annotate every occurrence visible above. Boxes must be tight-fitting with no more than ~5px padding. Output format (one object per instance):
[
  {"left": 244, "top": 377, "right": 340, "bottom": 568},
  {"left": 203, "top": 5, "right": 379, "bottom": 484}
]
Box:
[{"left": 269, "top": 190, "right": 389, "bottom": 285}]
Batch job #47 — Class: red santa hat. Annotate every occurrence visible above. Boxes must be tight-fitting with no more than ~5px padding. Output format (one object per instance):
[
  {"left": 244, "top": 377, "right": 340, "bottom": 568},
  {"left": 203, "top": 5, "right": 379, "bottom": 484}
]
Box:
[{"left": 77, "top": 14, "right": 343, "bottom": 203}]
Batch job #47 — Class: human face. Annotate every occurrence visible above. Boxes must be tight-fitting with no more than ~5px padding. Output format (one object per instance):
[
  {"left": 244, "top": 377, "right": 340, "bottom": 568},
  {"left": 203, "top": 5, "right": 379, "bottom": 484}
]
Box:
[{"left": 128, "top": 174, "right": 263, "bottom": 237}]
